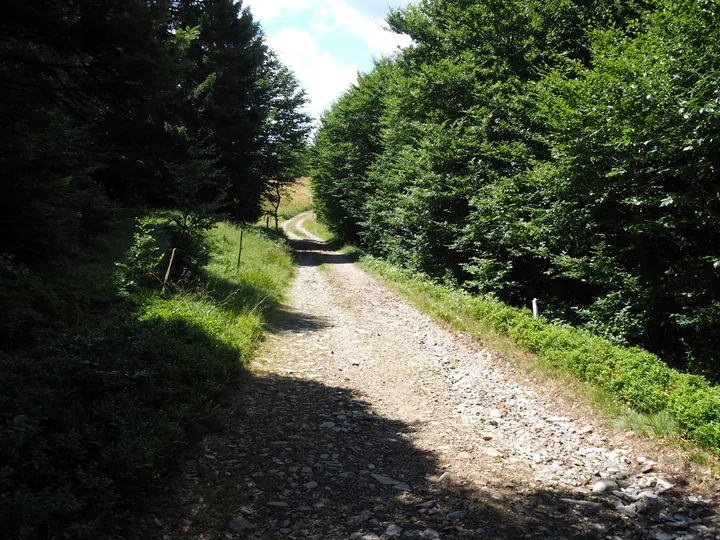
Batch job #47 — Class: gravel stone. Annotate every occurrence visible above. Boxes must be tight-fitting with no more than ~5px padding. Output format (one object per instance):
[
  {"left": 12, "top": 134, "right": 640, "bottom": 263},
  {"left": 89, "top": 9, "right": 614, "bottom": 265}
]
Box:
[{"left": 132, "top": 213, "right": 720, "bottom": 540}]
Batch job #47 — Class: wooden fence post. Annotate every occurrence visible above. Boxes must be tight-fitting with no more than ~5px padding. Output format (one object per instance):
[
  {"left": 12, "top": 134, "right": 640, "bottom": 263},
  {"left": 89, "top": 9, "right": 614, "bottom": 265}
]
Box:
[
  {"left": 162, "top": 248, "right": 177, "bottom": 295},
  {"left": 236, "top": 228, "right": 244, "bottom": 273}
]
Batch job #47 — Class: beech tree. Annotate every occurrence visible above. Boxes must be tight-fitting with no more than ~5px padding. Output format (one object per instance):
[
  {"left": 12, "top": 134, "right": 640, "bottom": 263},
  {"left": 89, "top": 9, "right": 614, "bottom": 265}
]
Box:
[{"left": 311, "top": 0, "right": 720, "bottom": 378}]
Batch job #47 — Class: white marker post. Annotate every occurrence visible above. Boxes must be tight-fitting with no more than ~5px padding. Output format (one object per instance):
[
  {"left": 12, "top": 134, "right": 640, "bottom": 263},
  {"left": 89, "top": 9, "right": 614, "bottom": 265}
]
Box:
[{"left": 532, "top": 298, "right": 540, "bottom": 319}]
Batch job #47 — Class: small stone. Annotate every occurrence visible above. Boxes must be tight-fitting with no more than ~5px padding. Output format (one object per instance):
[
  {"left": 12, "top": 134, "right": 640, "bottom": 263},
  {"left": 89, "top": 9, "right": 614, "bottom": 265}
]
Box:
[
  {"left": 385, "top": 524, "right": 403, "bottom": 536},
  {"left": 370, "top": 473, "right": 396, "bottom": 485},
  {"left": 268, "top": 502, "right": 289, "bottom": 507},
  {"left": 438, "top": 472, "right": 453, "bottom": 483},
  {"left": 447, "top": 511, "right": 467, "bottom": 519},
  {"left": 420, "top": 529, "right": 440, "bottom": 538},
  {"left": 479, "top": 431, "right": 494, "bottom": 440},
  {"left": 656, "top": 478, "right": 673, "bottom": 491},
  {"left": 302, "top": 481, "right": 318, "bottom": 490},
  {"left": 642, "top": 461, "right": 657, "bottom": 473},
  {"left": 614, "top": 503, "right": 637, "bottom": 518},
  {"left": 355, "top": 510, "right": 373, "bottom": 522},
  {"left": 593, "top": 479, "right": 618, "bottom": 493},
  {"left": 637, "top": 476, "right": 656, "bottom": 488},
  {"left": 228, "top": 516, "right": 256, "bottom": 532},
  {"left": 320, "top": 422, "right": 335, "bottom": 429},
  {"left": 485, "top": 448, "right": 503, "bottom": 458}
]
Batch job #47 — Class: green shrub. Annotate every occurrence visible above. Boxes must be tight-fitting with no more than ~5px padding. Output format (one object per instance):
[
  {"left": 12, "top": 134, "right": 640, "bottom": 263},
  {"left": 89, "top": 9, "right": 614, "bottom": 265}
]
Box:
[
  {"left": 0, "top": 219, "right": 293, "bottom": 538},
  {"left": 115, "top": 217, "right": 165, "bottom": 292}
]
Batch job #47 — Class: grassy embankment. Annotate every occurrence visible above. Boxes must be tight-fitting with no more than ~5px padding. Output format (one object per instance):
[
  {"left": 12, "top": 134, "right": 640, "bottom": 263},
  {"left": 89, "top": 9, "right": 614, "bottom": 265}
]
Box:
[
  {"left": 258, "top": 177, "right": 314, "bottom": 231},
  {"left": 1, "top": 213, "right": 294, "bottom": 538},
  {"left": 278, "top": 177, "right": 314, "bottom": 219},
  {"left": 301, "top": 211, "right": 720, "bottom": 466}
]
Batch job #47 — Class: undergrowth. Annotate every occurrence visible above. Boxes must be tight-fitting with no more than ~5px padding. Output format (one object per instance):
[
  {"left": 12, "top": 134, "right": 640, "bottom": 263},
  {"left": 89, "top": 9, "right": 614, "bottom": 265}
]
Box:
[
  {"left": 302, "top": 214, "right": 335, "bottom": 242},
  {"left": 0, "top": 216, "right": 293, "bottom": 539}
]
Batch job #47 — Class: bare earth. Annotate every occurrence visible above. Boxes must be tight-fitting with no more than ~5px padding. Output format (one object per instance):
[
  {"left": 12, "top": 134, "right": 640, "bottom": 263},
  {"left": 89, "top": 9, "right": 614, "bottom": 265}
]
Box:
[{"left": 135, "top": 212, "right": 719, "bottom": 540}]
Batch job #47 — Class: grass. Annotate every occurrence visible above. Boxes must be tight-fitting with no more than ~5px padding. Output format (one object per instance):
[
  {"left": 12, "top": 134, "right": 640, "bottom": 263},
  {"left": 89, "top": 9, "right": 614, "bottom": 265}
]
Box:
[
  {"left": 259, "top": 177, "right": 314, "bottom": 227},
  {"left": 279, "top": 177, "right": 313, "bottom": 218},
  {"left": 0, "top": 214, "right": 295, "bottom": 539},
  {"left": 300, "top": 213, "right": 720, "bottom": 462},
  {"left": 302, "top": 212, "right": 335, "bottom": 241}
]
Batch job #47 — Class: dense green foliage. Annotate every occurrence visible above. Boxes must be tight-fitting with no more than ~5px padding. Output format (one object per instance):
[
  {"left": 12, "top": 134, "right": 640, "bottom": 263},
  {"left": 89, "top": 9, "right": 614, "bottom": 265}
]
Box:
[
  {"left": 1, "top": 0, "right": 309, "bottom": 269},
  {"left": 1, "top": 1, "right": 307, "bottom": 536},
  {"left": 311, "top": 0, "right": 720, "bottom": 379},
  {"left": 363, "top": 255, "right": 720, "bottom": 452},
  {"left": 0, "top": 218, "right": 294, "bottom": 538}
]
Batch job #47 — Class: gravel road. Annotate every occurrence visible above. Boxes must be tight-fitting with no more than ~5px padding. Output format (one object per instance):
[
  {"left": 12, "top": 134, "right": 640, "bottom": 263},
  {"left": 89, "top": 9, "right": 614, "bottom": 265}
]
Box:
[{"left": 134, "top": 212, "right": 719, "bottom": 540}]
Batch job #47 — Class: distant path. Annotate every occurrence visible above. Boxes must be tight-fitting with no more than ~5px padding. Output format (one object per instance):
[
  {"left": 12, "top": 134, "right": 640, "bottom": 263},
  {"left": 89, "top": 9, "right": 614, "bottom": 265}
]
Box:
[
  {"left": 284, "top": 210, "right": 324, "bottom": 242},
  {"left": 137, "top": 211, "right": 719, "bottom": 539}
]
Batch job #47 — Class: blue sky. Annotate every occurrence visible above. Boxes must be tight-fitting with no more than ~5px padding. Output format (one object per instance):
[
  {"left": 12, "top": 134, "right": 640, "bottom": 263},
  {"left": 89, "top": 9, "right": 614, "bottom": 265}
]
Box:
[{"left": 242, "top": 0, "right": 413, "bottom": 123}]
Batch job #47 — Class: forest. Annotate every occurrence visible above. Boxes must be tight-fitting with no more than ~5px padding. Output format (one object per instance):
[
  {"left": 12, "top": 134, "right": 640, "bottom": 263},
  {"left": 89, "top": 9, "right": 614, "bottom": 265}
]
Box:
[
  {"left": 1, "top": 0, "right": 308, "bottom": 536},
  {"left": 311, "top": 0, "right": 720, "bottom": 381}
]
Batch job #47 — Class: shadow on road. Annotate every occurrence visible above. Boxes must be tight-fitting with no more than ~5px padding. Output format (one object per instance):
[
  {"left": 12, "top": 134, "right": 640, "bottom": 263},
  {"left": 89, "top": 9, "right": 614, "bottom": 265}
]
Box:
[
  {"left": 128, "top": 371, "right": 711, "bottom": 539},
  {"left": 289, "top": 237, "right": 360, "bottom": 267},
  {"left": 265, "top": 307, "right": 334, "bottom": 333},
  {"left": 125, "top": 222, "right": 714, "bottom": 540}
]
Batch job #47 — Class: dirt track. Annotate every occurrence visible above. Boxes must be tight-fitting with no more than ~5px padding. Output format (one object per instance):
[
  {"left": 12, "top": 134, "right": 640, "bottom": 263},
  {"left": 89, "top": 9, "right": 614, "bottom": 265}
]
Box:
[{"left": 135, "top": 212, "right": 719, "bottom": 540}]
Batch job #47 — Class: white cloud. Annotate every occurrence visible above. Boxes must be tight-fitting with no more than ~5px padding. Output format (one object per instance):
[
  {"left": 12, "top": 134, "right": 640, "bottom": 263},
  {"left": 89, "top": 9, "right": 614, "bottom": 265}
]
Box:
[
  {"left": 244, "top": 0, "right": 413, "bottom": 121},
  {"left": 324, "top": 1, "right": 411, "bottom": 57},
  {"left": 245, "top": 0, "right": 412, "bottom": 56},
  {"left": 242, "top": 0, "right": 313, "bottom": 22},
  {"left": 265, "top": 28, "right": 358, "bottom": 121}
]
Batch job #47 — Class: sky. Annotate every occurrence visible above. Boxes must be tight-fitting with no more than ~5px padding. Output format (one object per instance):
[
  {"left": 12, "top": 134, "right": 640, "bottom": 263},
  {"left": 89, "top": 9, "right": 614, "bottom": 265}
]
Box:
[{"left": 242, "top": 0, "right": 413, "bottom": 123}]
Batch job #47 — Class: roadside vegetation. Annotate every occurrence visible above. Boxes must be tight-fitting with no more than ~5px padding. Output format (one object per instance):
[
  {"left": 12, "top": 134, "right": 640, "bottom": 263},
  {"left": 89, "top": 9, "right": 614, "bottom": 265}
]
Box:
[
  {"left": 309, "top": 0, "right": 720, "bottom": 455},
  {"left": 1, "top": 1, "right": 308, "bottom": 537},
  {"left": 304, "top": 209, "right": 720, "bottom": 457},
  {"left": 1, "top": 215, "right": 294, "bottom": 538}
]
